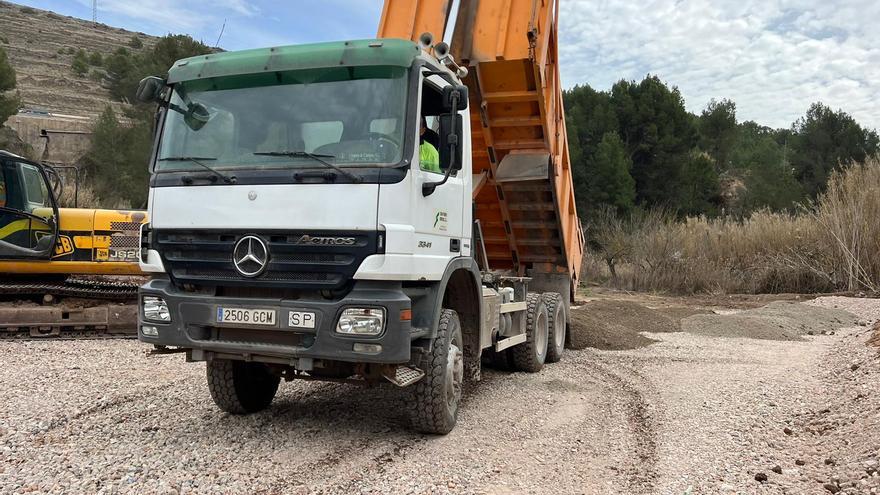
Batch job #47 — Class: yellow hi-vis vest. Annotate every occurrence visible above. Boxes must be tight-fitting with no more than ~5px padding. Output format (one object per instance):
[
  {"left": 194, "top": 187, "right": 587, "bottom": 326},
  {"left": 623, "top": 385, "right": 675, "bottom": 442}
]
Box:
[{"left": 419, "top": 141, "right": 440, "bottom": 173}]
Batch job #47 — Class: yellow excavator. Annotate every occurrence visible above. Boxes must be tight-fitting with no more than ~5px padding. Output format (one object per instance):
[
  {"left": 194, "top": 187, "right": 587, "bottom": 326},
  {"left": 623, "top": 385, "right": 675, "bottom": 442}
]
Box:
[{"left": 0, "top": 150, "right": 147, "bottom": 338}]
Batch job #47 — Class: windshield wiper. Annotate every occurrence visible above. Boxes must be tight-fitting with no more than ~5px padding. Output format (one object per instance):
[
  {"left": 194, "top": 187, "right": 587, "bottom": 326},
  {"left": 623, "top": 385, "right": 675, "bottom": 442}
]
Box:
[
  {"left": 253, "top": 150, "right": 362, "bottom": 183},
  {"left": 158, "top": 156, "right": 236, "bottom": 184}
]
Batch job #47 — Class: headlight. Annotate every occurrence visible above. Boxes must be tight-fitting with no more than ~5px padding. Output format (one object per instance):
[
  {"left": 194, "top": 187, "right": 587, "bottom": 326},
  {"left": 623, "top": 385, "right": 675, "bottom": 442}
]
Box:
[
  {"left": 141, "top": 325, "right": 159, "bottom": 337},
  {"left": 143, "top": 296, "right": 171, "bottom": 322},
  {"left": 336, "top": 308, "right": 385, "bottom": 336}
]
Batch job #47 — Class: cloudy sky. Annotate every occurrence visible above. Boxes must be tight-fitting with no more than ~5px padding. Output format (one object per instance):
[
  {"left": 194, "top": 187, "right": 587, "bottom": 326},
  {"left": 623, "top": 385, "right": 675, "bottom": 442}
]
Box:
[{"left": 15, "top": 0, "right": 879, "bottom": 130}]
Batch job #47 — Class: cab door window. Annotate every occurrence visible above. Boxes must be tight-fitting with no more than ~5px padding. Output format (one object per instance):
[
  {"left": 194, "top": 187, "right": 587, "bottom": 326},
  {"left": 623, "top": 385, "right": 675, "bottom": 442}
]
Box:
[
  {"left": 20, "top": 163, "right": 50, "bottom": 212},
  {"left": 0, "top": 161, "right": 54, "bottom": 254}
]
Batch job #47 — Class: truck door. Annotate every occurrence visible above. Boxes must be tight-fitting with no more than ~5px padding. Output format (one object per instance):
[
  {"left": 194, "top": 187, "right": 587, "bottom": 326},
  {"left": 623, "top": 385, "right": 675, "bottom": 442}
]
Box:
[{"left": 411, "top": 72, "right": 467, "bottom": 259}]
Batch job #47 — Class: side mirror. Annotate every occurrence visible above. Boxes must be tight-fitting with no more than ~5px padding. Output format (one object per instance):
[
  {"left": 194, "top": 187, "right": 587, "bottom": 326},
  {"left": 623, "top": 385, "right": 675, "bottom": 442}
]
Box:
[
  {"left": 136, "top": 76, "right": 166, "bottom": 103},
  {"left": 442, "top": 84, "right": 468, "bottom": 112},
  {"left": 439, "top": 113, "right": 463, "bottom": 171}
]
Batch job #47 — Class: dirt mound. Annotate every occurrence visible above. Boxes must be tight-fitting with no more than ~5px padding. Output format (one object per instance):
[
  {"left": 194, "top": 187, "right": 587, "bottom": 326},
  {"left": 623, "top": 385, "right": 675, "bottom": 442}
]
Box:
[
  {"left": 680, "top": 301, "right": 858, "bottom": 341},
  {"left": 568, "top": 300, "right": 679, "bottom": 350},
  {"left": 868, "top": 321, "right": 880, "bottom": 348}
]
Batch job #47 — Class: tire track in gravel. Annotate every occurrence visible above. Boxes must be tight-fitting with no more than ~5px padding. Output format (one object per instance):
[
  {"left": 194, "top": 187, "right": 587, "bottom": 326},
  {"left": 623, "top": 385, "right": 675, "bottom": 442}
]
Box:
[
  {"left": 33, "top": 378, "right": 190, "bottom": 434},
  {"left": 584, "top": 355, "right": 661, "bottom": 494},
  {"left": 311, "top": 437, "right": 426, "bottom": 494},
  {"left": 255, "top": 383, "right": 425, "bottom": 490}
]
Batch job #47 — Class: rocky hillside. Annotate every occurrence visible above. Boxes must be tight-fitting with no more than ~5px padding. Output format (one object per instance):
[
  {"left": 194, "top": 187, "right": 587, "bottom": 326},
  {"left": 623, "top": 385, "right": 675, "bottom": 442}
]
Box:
[{"left": 0, "top": 0, "right": 157, "bottom": 118}]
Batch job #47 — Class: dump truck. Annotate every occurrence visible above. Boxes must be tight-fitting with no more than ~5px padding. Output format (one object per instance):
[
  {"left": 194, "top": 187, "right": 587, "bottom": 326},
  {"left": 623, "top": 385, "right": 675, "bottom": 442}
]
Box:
[
  {"left": 136, "top": 0, "right": 582, "bottom": 433},
  {"left": 0, "top": 150, "right": 147, "bottom": 339}
]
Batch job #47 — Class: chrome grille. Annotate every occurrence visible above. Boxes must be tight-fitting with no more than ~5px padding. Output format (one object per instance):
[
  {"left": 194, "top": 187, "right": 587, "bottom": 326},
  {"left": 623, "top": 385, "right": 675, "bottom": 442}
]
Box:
[{"left": 155, "top": 230, "right": 378, "bottom": 290}]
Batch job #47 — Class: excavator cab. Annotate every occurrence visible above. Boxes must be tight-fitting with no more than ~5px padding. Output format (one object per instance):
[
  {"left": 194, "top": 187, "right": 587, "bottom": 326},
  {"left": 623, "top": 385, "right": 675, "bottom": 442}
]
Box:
[{"left": 0, "top": 151, "right": 58, "bottom": 260}]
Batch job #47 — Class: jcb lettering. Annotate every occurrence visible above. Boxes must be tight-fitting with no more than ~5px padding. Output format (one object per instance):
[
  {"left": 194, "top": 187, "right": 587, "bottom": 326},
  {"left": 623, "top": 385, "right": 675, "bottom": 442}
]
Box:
[{"left": 52, "top": 235, "right": 74, "bottom": 258}]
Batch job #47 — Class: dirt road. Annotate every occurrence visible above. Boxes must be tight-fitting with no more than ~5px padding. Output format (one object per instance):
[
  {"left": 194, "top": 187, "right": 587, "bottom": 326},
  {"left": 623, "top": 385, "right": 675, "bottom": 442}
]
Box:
[{"left": 1, "top": 295, "right": 878, "bottom": 494}]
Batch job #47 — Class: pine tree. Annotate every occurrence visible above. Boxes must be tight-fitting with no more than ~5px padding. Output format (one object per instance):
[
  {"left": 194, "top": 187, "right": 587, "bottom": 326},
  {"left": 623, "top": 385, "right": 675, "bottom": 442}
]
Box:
[{"left": 790, "top": 103, "right": 880, "bottom": 198}]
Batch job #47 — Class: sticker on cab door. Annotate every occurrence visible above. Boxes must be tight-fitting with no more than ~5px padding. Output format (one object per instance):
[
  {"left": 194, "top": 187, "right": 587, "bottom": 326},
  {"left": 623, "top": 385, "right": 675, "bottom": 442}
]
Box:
[{"left": 433, "top": 210, "right": 448, "bottom": 232}]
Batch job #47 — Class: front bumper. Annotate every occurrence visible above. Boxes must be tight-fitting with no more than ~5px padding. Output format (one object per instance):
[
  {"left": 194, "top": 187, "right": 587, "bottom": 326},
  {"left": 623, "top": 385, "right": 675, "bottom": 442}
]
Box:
[{"left": 137, "top": 278, "right": 412, "bottom": 364}]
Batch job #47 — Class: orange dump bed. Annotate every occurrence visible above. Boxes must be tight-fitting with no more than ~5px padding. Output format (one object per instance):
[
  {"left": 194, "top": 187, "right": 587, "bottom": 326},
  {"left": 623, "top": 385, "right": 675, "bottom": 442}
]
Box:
[{"left": 379, "top": 0, "right": 584, "bottom": 285}]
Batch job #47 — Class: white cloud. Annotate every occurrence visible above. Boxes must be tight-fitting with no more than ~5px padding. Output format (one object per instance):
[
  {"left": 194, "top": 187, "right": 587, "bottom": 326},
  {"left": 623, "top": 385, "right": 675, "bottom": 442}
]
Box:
[
  {"left": 558, "top": 0, "right": 880, "bottom": 130},
  {"left": 79, "top": 0, "right": 258, "bottom": 33}
]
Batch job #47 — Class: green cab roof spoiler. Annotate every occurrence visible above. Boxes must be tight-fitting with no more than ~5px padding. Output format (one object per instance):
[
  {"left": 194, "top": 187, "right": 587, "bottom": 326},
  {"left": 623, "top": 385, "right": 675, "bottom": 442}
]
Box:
[{"left": 167, "top": 38, "right": 420, "bottom": 84}]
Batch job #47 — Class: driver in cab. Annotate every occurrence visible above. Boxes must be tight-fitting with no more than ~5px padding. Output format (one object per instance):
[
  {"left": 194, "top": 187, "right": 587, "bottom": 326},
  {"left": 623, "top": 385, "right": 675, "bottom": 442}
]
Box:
[{"left": 419, "top": 116, "right": 440, "bottom": 173}]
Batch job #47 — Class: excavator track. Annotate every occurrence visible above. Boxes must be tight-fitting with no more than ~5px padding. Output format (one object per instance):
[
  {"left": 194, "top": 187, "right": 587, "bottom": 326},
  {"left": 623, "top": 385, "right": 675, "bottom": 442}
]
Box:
[
  {"left": 0, "top": 278, "right": 140, "bottom": 341},
  {"left": 0, "top": 278, "right": 139, "bottom": 299}
]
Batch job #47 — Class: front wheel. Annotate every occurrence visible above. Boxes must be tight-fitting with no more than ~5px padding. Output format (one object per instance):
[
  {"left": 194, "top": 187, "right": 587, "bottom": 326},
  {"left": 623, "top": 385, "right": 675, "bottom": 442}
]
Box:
[
  {"left": 408, "top": 308, "right": 464, "bottom": 434},
  {"left": 206, "top": 359, "right": 280, "bottom": 414}
]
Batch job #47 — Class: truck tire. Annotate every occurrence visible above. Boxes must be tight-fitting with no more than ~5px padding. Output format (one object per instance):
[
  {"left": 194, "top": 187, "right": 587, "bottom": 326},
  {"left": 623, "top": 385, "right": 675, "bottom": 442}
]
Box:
[
  {"left": 543, "top": 292, "right": 566, "bottom": 363},
  {"left": 409, "top": 308, "right": 464, "bottom": 434},
  {"left": 206, "top": 359, "right": 280, "bottom": 415},
  {"left": 511, "top": 293, "right": 549, "bottom": 372}
]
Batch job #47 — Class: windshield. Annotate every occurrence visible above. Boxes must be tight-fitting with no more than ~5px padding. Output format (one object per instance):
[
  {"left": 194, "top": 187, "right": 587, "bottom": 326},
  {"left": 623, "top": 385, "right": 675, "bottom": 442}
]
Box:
[{"left": 155, "top": 65, "right": 409, "bottom": 171}]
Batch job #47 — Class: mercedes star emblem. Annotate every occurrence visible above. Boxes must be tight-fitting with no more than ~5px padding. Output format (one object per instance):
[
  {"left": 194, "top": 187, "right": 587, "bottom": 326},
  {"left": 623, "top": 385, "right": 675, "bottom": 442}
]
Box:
[{"left": 232, "top": 235, "right": 269, "bottom": 277}]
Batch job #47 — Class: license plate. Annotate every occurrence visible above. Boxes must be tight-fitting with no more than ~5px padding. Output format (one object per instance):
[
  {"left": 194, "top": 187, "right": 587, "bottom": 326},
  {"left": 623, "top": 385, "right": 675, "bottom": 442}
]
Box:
[
  {"left": 288, "top": 311, "right": 316, "bottom": 329},
  {"left": 216, "top": 307, "right": 277, "bottom": 326}
]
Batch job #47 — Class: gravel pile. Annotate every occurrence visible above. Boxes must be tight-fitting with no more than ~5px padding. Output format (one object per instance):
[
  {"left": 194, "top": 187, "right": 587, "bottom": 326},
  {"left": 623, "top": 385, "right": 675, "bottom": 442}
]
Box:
[
  {"left": 680, "top": 301, "right": 859, "bottom": 341},
  {"left": 568, "top": 300, "right": 677, "bottom": 350}
]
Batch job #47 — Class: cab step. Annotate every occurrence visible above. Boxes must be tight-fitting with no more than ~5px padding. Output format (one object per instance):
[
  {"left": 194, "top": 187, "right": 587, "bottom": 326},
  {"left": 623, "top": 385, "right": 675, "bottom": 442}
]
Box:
[{"left": 382, "top": 365, "right": 426, "bottom": 387}]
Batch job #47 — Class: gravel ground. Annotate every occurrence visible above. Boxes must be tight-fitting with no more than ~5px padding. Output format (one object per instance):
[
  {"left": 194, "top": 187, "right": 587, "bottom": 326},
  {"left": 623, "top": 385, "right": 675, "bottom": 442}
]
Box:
[{"left": 1, "top": 295, "right": 878, "bottom": 494}]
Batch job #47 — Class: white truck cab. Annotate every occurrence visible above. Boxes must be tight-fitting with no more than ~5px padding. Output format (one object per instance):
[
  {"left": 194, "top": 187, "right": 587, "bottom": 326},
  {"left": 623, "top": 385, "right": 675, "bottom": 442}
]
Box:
[{"left": 137, "top": 38, "right": 569, "bottom": 435}]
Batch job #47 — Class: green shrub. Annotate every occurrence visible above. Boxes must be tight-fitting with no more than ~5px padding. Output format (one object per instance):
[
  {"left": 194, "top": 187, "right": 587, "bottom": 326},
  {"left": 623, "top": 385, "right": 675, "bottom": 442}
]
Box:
[
  {"left": 71, "top": 52, "right": 89, "bottom": 76},
  {"left": 128, "top": 36, "right": 144, "bottom": 49},
  {"left": 88, "top": 51, "right": 103, "bottom": 66}
]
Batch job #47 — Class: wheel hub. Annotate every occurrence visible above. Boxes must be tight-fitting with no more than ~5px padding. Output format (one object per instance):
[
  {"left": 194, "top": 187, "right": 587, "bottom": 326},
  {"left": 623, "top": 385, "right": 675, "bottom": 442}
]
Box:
[
  {"left": 446, "top": 342, "right": 463, "bottom": 409},
  {"left": 553, "top": 310, "right": 565, "bottom": 347},
  {"left": 535, "top": 312, "right": 548, "bottom": 359}
]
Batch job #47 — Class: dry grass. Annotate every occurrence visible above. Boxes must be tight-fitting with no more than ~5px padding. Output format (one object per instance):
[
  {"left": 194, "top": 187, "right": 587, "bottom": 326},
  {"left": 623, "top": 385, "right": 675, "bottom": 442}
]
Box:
[
  {"left": 811, "top": 162, "right": 880, "bottom": 292},
  {"left": 586, "top": 157, "right": 880, "bottom": 294}
]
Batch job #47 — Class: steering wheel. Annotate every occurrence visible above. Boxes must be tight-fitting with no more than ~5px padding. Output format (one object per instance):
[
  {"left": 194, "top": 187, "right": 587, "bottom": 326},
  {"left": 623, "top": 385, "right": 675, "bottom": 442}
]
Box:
[{"left": 366, "top": 132, "right": 400, "bottom": 161}]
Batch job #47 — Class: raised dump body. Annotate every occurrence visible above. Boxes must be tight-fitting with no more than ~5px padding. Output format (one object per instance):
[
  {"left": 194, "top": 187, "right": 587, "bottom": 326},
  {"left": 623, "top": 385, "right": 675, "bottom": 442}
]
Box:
[{"left": 378, "top": 0, "right": 583, "bottom": 290}]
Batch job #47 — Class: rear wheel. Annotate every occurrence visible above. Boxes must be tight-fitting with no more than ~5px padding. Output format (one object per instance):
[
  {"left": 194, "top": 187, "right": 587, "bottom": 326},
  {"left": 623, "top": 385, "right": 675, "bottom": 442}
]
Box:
[
  {"left": 206, "top": 359, "right": 280, "bottom": 414},
  {"left": 409, "top": 308, "right": 464, "bottom": 434},
  {"left": 511, "top": 293, "right": 549, "bottom": 372},
  {"left": 543, "top": 292, "right": 567, "bottom": 363}
]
